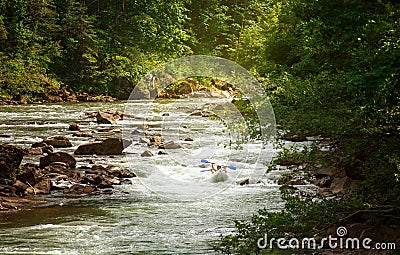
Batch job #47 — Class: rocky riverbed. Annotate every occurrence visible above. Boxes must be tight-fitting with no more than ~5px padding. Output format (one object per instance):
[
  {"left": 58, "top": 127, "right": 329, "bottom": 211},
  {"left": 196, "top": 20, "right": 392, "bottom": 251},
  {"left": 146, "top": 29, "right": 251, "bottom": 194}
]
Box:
[{"left": 0, "top": 117, "right": 136, "bottom": 212}]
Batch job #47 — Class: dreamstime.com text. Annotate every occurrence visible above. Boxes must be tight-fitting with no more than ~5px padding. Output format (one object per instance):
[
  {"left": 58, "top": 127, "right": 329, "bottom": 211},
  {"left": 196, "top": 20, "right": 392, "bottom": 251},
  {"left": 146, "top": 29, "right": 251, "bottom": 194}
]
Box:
[{"left": 257, "top": 227, "right": 396, "bottom": 250}]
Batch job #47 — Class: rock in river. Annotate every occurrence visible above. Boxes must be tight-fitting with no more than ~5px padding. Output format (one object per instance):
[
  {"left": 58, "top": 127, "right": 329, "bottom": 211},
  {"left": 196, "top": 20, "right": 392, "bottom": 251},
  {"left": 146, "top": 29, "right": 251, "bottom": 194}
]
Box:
[
  {"left": 63, "top": 184, "right": 96, "bottom": 195},
  {"left": 0, "top": 144, "right": 24, "bottom": 179},
  {"left": 73, "top": 131, "right": 93, "bottom": 137},
  {"left": 31, "top": 142, "right": 54, "bottom": 154},
  {"left": 42, "top": 136, "right": 72, "bottom": 148},
  {"left": 74, "top": 137, "right": 132, "bottom": 155},
  {"left": 159, "top": 141, "right": 182, "bottom": 149},
  {"left": 141, "top": 150, "right": 153, "bottom": 157},
  {"left": 39, "top": 152, "right": 76, "bottom": 168},
  {"left": 96, "top": 110, "right": 122, "bottom": 124},
  {"left": 17, "top": 163, "right": 39, "bottom": 185},
  {"left": 68, "top": 123, "right": 80, "bottom": 131}
]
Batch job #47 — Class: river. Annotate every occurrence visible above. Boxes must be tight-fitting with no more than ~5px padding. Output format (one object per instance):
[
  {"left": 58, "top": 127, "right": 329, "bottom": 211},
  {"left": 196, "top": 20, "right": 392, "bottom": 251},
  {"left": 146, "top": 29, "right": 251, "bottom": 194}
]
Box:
[{"left": 0, "top": 98, "right": 288, "bottom": 254}]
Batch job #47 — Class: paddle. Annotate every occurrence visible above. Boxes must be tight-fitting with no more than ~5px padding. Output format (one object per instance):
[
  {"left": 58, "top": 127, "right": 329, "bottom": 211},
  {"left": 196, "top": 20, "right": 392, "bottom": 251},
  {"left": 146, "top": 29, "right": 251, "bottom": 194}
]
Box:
[{"left": 200, "top": 159, "right": 236, "bottom": 172}]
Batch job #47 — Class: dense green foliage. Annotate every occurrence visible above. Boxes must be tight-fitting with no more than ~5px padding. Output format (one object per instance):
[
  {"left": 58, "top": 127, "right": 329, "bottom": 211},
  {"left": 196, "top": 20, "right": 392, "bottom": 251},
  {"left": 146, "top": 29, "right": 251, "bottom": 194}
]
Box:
[
  {"left": 0, "top": 0, "right": 253, "bottom": 98},
  {"left": 215, "top": 188, "right": 361, "bottom": 254}
]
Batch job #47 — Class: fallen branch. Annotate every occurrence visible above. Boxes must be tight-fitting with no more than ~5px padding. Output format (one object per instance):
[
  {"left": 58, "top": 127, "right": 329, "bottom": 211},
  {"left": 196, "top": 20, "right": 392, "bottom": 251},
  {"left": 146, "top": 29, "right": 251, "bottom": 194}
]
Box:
[{"left": 26, "top": 181, "right": 37, "bottom": 195}]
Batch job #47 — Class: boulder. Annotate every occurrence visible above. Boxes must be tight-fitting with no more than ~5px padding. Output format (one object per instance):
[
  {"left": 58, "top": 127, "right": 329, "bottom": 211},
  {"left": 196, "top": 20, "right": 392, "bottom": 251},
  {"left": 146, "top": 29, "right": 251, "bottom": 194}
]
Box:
[
  {"left": 27, "top": 147, "right": 43, "bottom": 155},
  {"left": 149, "top": 135, "right": 164, "bottom": 145},
  {"left": 238, "top": 179, "right": 250, "bottom": 186},
  {"left": 43, "top": 162, "right": 70, "bottom": 176},
  {"left": 68, "top": 123, "right": 80, "bottom": 131},
  {"left": 42, "top": 136, "right": 72, "bottom": 148},
  {"left": 63, "top": 184, "right": 95, "bottom": 195},
  {"left": 17, "top": 163, "right": 39, "bottom": 185},
  {"left": 330, "top": 176, "right": 355, "bottom": 194},
  {"left": 13, "top": 180, "right": 28, "bottom": 191},
  {"left": 106, "top": 166, "right": 135, "bottom": 178},
  {"left": 0, "top": 144, "right": 24, "bottom": 179},
  {"left": 159, "top": 141, "right": 182, "bottom": 149},
  {"left": 39, "top": 152, "right": 76, "bottom": 168},
  {"left": 96, "top": 110, "right": 122, "bottom": 124},
  {"left": 85, "top": 165, "right": 108, "bottom": 176},
  {"left": 33, "top": 179, "right": 51, "bottom": 194},
  {"left": 190, "top": 110, "right": 203, "bottom": 116},
  {"left": 31, "top": 142, "right": 53, "bottom": 154},
  {"left": 120, "top": 179, "right": 133, "bottom": 185},
  {"left": 92, "top": 175, "right": 115, "bottom": 188},
  {"left": 141, "top": 150, "right": 153, "bottom": 157},
  {"left": 74, "top": 137, "right": 132, "bottom": 155}
]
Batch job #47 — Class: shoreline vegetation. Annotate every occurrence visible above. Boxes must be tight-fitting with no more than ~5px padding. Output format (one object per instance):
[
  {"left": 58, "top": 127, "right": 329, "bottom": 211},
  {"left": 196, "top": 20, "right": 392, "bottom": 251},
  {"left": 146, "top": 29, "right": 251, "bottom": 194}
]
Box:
[{"left": 1, "top": 0, "right": 399, "bottom": 253}]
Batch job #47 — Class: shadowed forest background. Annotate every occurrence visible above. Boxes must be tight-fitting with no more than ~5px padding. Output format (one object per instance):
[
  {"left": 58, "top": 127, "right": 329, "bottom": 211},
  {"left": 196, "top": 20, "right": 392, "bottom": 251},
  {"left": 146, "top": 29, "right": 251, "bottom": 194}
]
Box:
[{"left": 1, "top": 0, "right": 399, "bottom": 253}]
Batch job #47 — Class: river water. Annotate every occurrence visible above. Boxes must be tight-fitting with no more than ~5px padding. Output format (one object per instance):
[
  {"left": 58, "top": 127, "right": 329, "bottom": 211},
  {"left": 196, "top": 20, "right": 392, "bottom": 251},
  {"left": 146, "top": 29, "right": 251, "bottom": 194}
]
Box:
[{"left": 0, "top": 98, "right": 288, "bottom": 254}]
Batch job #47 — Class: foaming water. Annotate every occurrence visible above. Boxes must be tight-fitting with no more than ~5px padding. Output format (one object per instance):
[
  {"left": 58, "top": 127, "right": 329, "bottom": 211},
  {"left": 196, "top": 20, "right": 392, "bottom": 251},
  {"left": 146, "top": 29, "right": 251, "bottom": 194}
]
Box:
[{"left": 0, "top": 99, "right": 286, "bottom": 254}]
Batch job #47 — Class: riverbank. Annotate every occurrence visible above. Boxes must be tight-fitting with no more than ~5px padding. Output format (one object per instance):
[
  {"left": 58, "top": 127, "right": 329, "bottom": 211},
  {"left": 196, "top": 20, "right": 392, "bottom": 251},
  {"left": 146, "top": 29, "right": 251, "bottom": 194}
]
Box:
[
  {"left": 0, "top": 90, "right": 118, "bottom": 105},
  {"left": 0, "top": 139, "right": 135, "bottom": 213},
  {"left": 215, "top": 129, "right": 400, "bottom": 253}
]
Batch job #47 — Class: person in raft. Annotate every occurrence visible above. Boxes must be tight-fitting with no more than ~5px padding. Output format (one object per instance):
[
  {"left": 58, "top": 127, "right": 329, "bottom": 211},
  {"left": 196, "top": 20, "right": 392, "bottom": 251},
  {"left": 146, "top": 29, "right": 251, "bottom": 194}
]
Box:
[{"left": 210, "top": 163, "right": 227, "bottom": 173}]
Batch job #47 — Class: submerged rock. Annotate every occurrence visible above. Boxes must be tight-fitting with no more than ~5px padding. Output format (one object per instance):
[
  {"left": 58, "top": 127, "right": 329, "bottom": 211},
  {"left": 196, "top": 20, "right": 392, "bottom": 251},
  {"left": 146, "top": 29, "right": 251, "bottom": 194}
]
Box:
[
  {"left": 63, "top": 184, "right": 96, "bottom": 195},
  {"left": 74, "top": 137, "right": 131, "bottom": 155},
  {"left": 73, "top": 131, "right": 93, "bottom": 137},
  {"left": 141, "top": 150, "right": 153, "bottom": 157},
  {"left": 68, "top": 123, "right": 80, "bottom": 131},
  {"left": 42, "top": 136, "right": 72, "bottom": 148}
]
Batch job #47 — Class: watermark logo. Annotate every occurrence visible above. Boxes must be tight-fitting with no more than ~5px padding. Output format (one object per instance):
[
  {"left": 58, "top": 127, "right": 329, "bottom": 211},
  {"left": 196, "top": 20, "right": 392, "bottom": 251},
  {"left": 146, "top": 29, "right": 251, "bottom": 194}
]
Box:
[
  {"left": 122, "top": 55, "right": 276, "bottom": 201},
  {"left": 257, "top": 226, "right": 396, "bottom": 250}
]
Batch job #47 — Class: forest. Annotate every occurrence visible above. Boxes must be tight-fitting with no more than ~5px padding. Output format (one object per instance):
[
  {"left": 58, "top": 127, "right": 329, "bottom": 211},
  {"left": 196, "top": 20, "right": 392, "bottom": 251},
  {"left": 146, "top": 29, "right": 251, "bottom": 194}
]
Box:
[{"left": 1, "top": 0, "right": 399, "bottom": 253}]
